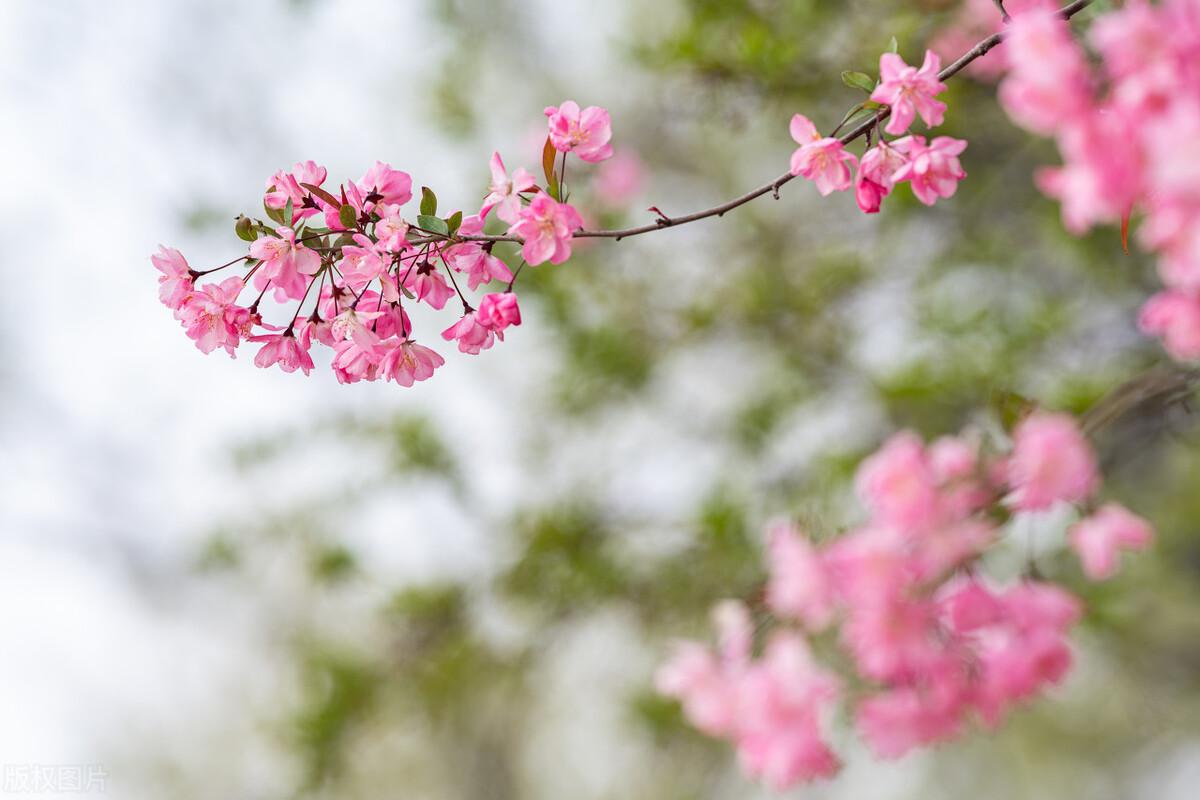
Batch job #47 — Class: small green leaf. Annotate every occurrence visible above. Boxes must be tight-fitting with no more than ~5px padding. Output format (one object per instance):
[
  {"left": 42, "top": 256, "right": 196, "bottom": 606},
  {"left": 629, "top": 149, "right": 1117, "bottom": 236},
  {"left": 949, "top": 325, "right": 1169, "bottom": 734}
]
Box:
[
  {"left": 417, "top": 214, "right": 449, "bottom": 236},
  {"left": 841, "top": 70, "right": 876, "bottom": 94},
  {"left": 264, "top": 201, "right": 286, "bottom": 226},
  {"left": 420, "top": 186, "right": 437, "bottom": 217},
  {"left": 446, "top": 210, "right": 463, "bottom": 236},
  {"left": 284, "top": 197, "right": 295, "bottom": 227},
  {"left": 889, "top": 36, "right": 899, "bottom": 54},
  {"left": 338, "top": 204, "right": 357, "bottom": 229},
  {"left": 542, "top": 136, "right": 560, "bottom": 201},
  {"left": 235, "top": 215, "right": 257, "bottom": 242},
  {"left": 401, "top": 285, "right": 416, "bottom": 300}
]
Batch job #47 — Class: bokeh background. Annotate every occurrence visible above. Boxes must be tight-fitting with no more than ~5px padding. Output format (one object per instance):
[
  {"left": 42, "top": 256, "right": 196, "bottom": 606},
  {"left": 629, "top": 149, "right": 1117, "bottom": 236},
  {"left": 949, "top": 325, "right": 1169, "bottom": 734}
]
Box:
[{"left": 3, "top": 0, "right": 1200, "bottom": 797}]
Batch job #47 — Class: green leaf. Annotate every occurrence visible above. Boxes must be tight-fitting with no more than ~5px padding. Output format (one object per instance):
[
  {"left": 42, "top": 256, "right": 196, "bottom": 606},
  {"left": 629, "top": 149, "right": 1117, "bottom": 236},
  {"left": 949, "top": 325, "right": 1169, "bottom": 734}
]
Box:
[
  {"left": 542, "top": 135, "right": 560, "bottom": 201},
  {"left": 284, "top": 197, "right": 295, "bottom": 227},
  {"left": 841, "top": 70, "right": 876, "bottom": 94},
  {"left": 889, "top": 36, "right": 899, "bottom": 54},
  {"left": 265, "top": 201, "right": 286, "bottom": 226},
  {"left": 446, "top": 210, "right": 463, "bottom": 236},
  {"left": 235, "top": 215, "right": 257, "bottom": 242},
  {"left": 420, "top": 186, "right": 437, "bottom": 217},
  {"left": 338, "top": 204, "right": 357, "bottom": 229},
  {"left": 417, "top": 214, "right": 449, "bottom": 236}
]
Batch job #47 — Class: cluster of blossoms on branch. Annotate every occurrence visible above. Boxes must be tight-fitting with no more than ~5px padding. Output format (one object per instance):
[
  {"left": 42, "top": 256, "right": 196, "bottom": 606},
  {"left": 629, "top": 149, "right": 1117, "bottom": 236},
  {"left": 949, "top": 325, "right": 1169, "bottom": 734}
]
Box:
[
  {"left": 995, "top": 0, "right": 1200, "bottom": 361},
  {"left": 656, "top": 411, "right": 1152, "bottom": 789},
  {"left": 152, "top": 101, "right": 614, "bottom": 386},
  {"left": 790, "top": 49, "right": 968, "bottom": 213}
]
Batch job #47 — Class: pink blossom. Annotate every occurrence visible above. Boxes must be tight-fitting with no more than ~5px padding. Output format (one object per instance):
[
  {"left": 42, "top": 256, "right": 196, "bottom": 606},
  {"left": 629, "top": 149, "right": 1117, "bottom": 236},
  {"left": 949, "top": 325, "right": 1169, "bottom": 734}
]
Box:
[
  {"left": 1034, "top": 113, "right": 1141, "bottom": 234},
  {"left": 330, "top": 337, "right": 382, "bottom": 384},
  {"left": 892, "top": 135, "right": 968, "bottom": 206},
  {"left": 264, "top": 160, "right": 328, "bottom": 220},
  {"left": 1007, "top": 412, "right": 1099, "bottom": 511},
  {"left": 765, "top": 523, "right": 835, "bottom": 630},
  {"left": 855, "top": 431, "right": 940, "bottom": 529},
  {"left": 378, "top": 339, "right": 445, "bottom": 387},
  {"left": 1139, "top": 290, "right": 1200, "bottom": 360},
  {"left": 356, "top": 161, "right": 413, "bottom": 209},
  {"left": 476, "top": 292, "right": 521, "bottom": 333},
  {"left": 337, "top": 233, "right": 390, "bottom": 292},
  {"left": 481, "top": 152, "right": 535, "bottom": 224},
  {"left": 251, "top": 331, "right": 314, "bottom": 376},
  {"left": 508, "top": 193, "right": 583, "bottom": 266},
  {"left": 374, "top": 204, "right": 411, "bottom": 253},
  {"left": 544, "top": 101, "right": 614, "bottom": 163},
  {"left": 402, "top": 262, "right": 454, "bottom": 310},
  {"left": 871, "top": 50, "right": 948, "bottom": 135},
  {"left": 446, "top": 215, "right": 514, "bottom": 288},
  {"left": 855, "top": 142, "right": 910, "bottom": 213},
  {"left": 998, "top": 6, "right": 1093, "bottom": 135},
  {"left": 856, "top": 680, "right": 966, "bottom": 759},
  {"left": 789, "top": 114, "right": 856, "bottom": 196},
  {"left": 177, "top": 277, "right": 247, "bottom": 357},
  {"left": 441, "top": 312, "right": 499, "bottom": 355},
  {"left": 734, "top": 634, "right": 841, "bottom": 789},
  {"left": 1069, "top": 503, "right": 1154, "bottom": 580},
  {"left": 151, "top": 245, "right": 194, "bottom": 310},
  {"left": 594, "top": 151, "right": 644, "bottom": 206},
  {"left": 248, "top": 226, "right": 321, "bottom": 301}
]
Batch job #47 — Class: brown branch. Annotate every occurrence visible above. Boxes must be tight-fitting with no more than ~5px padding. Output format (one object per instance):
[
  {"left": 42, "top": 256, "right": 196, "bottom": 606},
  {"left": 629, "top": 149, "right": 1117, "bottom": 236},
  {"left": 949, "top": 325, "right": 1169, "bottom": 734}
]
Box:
[{"left": 420, "top": 0, "right": 1094, "bottom": 249}]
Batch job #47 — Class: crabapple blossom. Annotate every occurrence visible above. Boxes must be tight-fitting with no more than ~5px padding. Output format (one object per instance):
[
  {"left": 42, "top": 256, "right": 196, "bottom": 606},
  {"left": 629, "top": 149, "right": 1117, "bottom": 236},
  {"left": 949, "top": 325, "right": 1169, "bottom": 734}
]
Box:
[
  {"left": 1007, "top": 412, "right": 1098, "bottom": 512},
  {"left": 176, "top": 277, "right": 248, "bottom": 358},
  {"left": 264, "top": 160, "right": 328, "bottom": 220},
  {"left": 252, "top": 331, "right": 314, "bottom": 376},
  {"left": 508, "top": 193, "right": 584, "bottom": 266},
  {"left": 442, "top": 312, "right": 499, "bottom": 355},
  {"left": 855, "top": 142, "right": 910, "bottom": 213},
  {"left": 1139, "top": 291, "right": 1200, "bottom": 360},
  {"left": 476, "top": 292, "right": 521, "bottom": 333},
  {"left": 152, "top": 245, "right": 194, "bottom": 310},
  {"left": 481, "top": 152, "right": 535, "bottom": 224},
  {"left": 1070, "top": 503, "right": 1154, "bottom": 580},
  {"left": 891, "top": 135, "right": 968, "bottom": 206},
  {"left": 871, "top": 50, "right": 948, "bottom": 135},
  {"left": 544, "top": 100, "right": 614, "bottom": 163},
  {"left": 789, "top": 114, "right": 856, "bottom": 196},
  {"left": 378, "top": 338, "right": 445, "bottom": 387},
  {"left": 248, "top": 226, "right": 321, "bottom": 301}
]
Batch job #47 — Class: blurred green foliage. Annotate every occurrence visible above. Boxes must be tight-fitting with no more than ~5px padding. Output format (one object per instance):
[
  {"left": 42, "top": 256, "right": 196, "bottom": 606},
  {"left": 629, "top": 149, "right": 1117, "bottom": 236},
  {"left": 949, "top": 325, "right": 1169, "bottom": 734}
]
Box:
[{"left": 186, "top": 1, "right": 1200, "bottom": 798}]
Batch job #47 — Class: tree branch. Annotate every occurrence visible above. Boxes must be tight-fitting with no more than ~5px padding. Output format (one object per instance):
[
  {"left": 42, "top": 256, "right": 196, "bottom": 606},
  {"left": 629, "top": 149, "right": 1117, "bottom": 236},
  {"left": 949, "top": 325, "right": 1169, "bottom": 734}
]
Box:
[{"left": 429, "top": 0, "right": 1094, "bottom": 248}]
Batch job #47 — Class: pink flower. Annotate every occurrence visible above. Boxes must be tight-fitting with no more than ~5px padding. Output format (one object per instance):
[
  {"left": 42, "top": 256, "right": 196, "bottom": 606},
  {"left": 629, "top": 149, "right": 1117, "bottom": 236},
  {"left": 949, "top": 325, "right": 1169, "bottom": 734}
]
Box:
[
  {"left": 331, "top": 337, "right": 382, "bottom": 384},
  {"left": 251, "top": 331, "right": 314, "bottom": 376},
  {"left": 441, "top": 312, "right": 499, "bottom": 355},
  {"left": 998, "top": 6, "right": 1093, "bottom": 135},
  {"left": 892, "top": 135, "right": 968, "bottom": 206},
  {"left": 765, "top": 523, "right": 835, "bottom": 630},
  {"left": 734, "top": 634, "right": 841, "bottom": 789},
  {"left": 374, "top": 204, "right": 411, "bottom": 253},
  {"left": 337, "top": 233, "right": 390, "bottom": 292},
  {"left": 401, "top": 262, "right": 454, "bottom": 310},
  {"left": 856, "top": 681, "right": 965, "bottom": 759},
  {"left": 151, "top": 246, "right": 194, "bottom": 310},
  {"left": 446, "top": 215, "right": 514, "bottom": 289},
  {"left": 1034, "top": 113, "right": 1141, "bottom": 234},
  {"left": 177, "top": 277, "right": 247, "bottom": 357},
  {"left": 1069, "top": 503, "right": 1154, "bottom": 580},
  {"left": 356, "top": 161, "right": 413, "bottom": 209},
  {"left": 481, "top": 152, "right": 535, "bottom": 224},
  {"left": 855, "top": 142, "right": 910, "bottom": 213},
  {"left": 249, "top": 226, "right": 321, "bottom": 301},
  {"left": 789, "top": 114, "right": 857, "bottom": 196},
  {"left": 1139, "top": 290, "right": 1200, "bottom": 360},
  {"left": 594, "top": 152, "right": 644, "bottom": 207},
  {"left": 655, "top": 602, "right": 752, "bottom": 737},
  {"left": 544, "top": 101, "right": 614, "bottom": 163},
  {"left": 379, "top": 339, "right": 445, "bottom": 387},
  {"left": 1006, "top": 412, "right": 1099, "bottom": 511},
  {"left": 855, "top": 431, "right": 941, "bottom": 529},
  {"left": 264, "top": 160, "right": 328, "bottom": 220},
  {"left": 508, "top": 193, "right": 583, "bottom": 266},
  {"left": 476, "top": 292, "right": 521, "bottom": 333},
  {"left": 871, "top": 50, "right": 948, "bottom": 136}
]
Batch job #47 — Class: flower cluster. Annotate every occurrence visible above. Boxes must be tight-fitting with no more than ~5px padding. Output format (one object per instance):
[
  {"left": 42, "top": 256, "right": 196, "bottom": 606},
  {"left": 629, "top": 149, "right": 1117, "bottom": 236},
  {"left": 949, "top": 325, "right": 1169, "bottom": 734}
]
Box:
[
  {"left": 995, "top": 0, "right": 1200, "bottom": 361},
  {"left": 657, "top": 411, "right": 1153, "bottom": 789},
  {"left": 789, "top": 49, "right": 968, "bottom": 213},
  {"left": 153, "top": 102, "right": 614, "bottom": 385}
]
